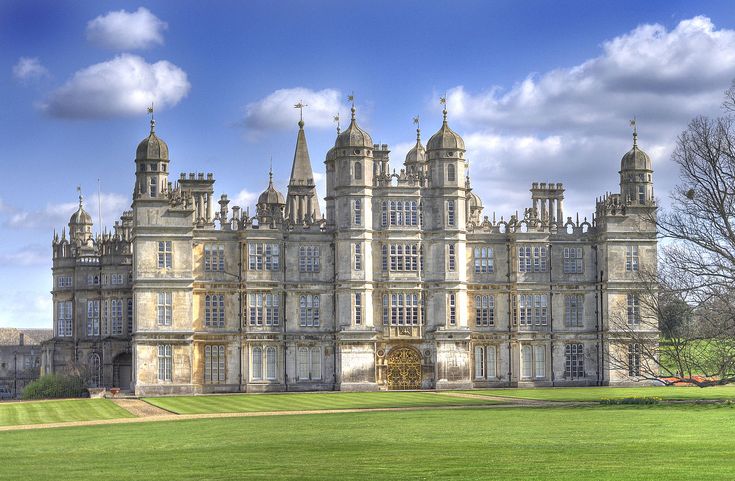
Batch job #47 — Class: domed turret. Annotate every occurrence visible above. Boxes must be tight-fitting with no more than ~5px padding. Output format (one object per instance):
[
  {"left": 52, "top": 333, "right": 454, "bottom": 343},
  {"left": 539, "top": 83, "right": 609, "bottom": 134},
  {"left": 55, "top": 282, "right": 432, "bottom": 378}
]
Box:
[
  {"left": 404, "top": 123, "right": 426, "bottom": 175},
  {"left": 619, "top": 125, "right": 654, "bottom": 205},
  {"left": 136, "top": 119, "right": 169, "bottom": 161},
  {"left": 69, "top": 193, "right": 93, "bottom": 245},
  {"left": 256, "top": 170, "right": 286, "bottom": 224},
  {"left": 336, "top": 106, "right": 373, "bottom": 149},
  {"left": 427, "top": 109, "right": 465, "bottom": 152},
  {"left": 620, "top": 139, "right": 651, "bottom": 172},
  {"left": 134, "top": 114, "right": 171, "bottom": 199},
  {"left": 258, "top": 171, "right": 286, "bottom": 206}
]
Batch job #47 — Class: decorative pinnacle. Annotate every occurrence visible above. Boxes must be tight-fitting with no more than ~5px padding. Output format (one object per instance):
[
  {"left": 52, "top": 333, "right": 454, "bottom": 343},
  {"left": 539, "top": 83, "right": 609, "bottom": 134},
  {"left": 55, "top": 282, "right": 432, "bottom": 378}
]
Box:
[
  {"left": 440, "top": 95, "right": 447, "bottom": 122},
  {"left": 147, "top": 103, "right": 155, "bottom": 133},
  {"left": 268, "top": 156, "right": 273, "bottom": 186},
  {"left": 630, "top": 116, "right": 638, "bottom": 148},
  {"left": 77, "top": 185, "right": 83, "bottom": 207},
  {"left": 348, "top": 93, "right": 355, "bottom": 120},
  {"left": 413, "top": 115, "right": 421, "bottom": 141},
  {"left": 294, "top": 100, "right": 307, "bottom": 128},
  {"left": 334, "top": 113, "right": 341, "bottom": 135}
]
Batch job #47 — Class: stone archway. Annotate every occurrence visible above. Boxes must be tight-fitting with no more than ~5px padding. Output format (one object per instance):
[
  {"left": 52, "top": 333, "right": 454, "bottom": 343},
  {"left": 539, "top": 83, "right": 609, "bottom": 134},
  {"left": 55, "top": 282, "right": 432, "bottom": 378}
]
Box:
[{"left": 386, "top": 347, "right": 422, "bottom": 390}]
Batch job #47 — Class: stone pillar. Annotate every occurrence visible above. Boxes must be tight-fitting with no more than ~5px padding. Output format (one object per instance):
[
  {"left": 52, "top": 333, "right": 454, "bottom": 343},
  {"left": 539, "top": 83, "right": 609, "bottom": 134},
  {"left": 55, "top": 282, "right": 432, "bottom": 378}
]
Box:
[
  {"left": 557, "top": 197, "right": 563, "bottom": 225},
  {"left": 206, "top": 193, "right": 214, "bottom": 223},
  {"left": 548, "top": 198, "right": 555, "bottom": 224}
]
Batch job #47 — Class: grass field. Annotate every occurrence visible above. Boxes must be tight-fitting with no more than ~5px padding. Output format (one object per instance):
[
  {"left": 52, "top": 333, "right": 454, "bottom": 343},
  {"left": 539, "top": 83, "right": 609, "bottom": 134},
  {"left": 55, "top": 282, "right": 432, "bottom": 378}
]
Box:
[
  {"left": 0, "top": 399, "right": 134, "bottom": 426},
  {"left": 467, "top": 385, "right": 735, "bottom": 402},
  {"left": 1, "top": 405, "right": 734, "bottom": 480},
  {"left": 144, "top": 391, "right": 496, "bottom": 414}
]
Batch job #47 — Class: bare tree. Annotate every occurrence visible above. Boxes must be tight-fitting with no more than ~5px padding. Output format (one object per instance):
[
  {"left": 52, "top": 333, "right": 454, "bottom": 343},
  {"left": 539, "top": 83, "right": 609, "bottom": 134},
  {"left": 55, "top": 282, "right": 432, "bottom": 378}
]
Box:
[{"left": 611, "top": 84, "right": 735, "bottom": 386}]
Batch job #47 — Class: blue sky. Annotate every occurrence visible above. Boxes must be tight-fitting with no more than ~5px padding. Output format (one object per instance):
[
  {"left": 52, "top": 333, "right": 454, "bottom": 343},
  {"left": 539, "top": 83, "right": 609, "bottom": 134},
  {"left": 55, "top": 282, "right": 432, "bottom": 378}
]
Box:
[{"left": 2, "top": 1, "right": 735, "bottom": 327}]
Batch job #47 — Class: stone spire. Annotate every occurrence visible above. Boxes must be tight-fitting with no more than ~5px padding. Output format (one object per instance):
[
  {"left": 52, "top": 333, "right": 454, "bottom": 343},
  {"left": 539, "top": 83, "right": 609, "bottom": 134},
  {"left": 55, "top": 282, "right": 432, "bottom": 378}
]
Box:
[{"left": 286, "top": 119, "right": 321, "bottom": 223}]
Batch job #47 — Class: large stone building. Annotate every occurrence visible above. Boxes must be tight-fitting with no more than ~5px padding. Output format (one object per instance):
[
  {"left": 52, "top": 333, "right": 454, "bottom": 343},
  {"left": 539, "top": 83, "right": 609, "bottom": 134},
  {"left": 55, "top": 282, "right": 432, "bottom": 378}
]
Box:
[{"left": 43, "top": 103, "right": 657, "bottom": 395}]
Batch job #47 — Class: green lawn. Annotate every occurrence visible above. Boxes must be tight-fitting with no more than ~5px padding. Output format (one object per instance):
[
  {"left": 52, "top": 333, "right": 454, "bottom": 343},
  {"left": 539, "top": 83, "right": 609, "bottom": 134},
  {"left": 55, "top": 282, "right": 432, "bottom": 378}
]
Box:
[
  {"left": 466, "top": 385, "right": 735, "bottom": 401},
  {"left": 145, "top": 391, "right": 496, "bottom": 414},
  {"left": 0, "top": 399, "right": 134, "bottom": 426},
  {"left": 1, "top": 405, "right": 734, "bottom": 480}
]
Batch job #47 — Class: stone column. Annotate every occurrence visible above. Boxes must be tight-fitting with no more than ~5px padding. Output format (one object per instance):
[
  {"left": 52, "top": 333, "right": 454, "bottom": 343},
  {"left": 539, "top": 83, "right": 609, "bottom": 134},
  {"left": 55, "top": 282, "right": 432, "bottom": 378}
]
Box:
[{"left": 557, "top": 197, "right": 563, "bottom": 225}]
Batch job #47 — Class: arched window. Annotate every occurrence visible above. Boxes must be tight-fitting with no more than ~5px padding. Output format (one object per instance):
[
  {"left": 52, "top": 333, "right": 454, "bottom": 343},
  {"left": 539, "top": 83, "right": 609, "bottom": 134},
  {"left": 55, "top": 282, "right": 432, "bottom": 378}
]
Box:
[
  {"left": 265, "top": 347, "right": 277, "bottom": 380},
  {"left": 354, "top": 161, "right": 362, "bottom": 180},
  {"left": 89, "top": 353, "right": 101, "bottom": 387},
  {"left": 447, "top": 164, "right": 456, "bottom": 182},
  {"left": 252, "top": 347, "right": 263, "bottom": 380},
  {"left": 297, "top": 347, "right": 309, "bottom": 380}
]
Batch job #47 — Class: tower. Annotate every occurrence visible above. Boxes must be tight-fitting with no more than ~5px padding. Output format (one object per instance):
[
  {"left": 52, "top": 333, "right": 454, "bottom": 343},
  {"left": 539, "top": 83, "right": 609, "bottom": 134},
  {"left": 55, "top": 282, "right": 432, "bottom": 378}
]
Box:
[
  {"left": 425, "top": 103, "right": 472, "bottom": 389},
  {"left": 256, "top": 169, "right": 286, "bottom": 226},
  {"left": 285, "top": 119, "right": 321, "bottom": 223},
  {"left": 68, "top": 193, "right": 94, "bottom": 247},
  {"left": 619, "top": 125, "right": 654, "bottom": 207},
  {"left": 134, "top": 116, "right": 170, "bottom": 199}
]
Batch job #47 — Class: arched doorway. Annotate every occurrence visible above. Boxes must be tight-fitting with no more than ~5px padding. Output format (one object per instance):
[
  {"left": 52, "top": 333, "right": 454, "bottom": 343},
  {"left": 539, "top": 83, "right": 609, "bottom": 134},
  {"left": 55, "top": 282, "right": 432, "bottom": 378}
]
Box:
[
  {"left": 386, "top": 347, "right": 422, "bottom": 390},
  {"left": 113, "top": 353, "right": 132, "bottom": 391}
]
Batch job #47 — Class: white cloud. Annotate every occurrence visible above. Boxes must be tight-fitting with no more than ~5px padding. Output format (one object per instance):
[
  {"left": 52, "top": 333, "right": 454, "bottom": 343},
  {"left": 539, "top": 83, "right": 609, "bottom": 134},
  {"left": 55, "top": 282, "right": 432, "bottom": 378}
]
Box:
[
  {"left": 12, "top": 57, "right": 49, "bottom": 81},
  {"left": 86, "top": 7, "right": 167, "bottom": 50},
  {"left": 41, "top": 54, "right": 190, "bottom": 119},
  {"left": 244, "top": 87, "right": 348, "bottom": 134},
  {"left": 232, "top": 189, "right": 257, "bottom": 209},
  {"left": 2, "top": 192, "right": 129, "bottom": 231},
  {"left": 439, "top": 16, "right": 735, "bottom": 220}
]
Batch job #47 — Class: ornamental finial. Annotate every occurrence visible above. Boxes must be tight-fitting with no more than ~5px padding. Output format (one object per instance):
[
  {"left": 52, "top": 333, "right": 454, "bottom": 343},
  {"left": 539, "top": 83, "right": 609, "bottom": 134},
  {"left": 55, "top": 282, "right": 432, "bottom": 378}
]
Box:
[
  {"left": 147, "top": 103, "right": 155, "bottom": 133},
  {"left": 294, "top": 100, "right": 307, "bottom": 128},
  {"left": 630, "top": 116, "right": 638, "bottom": 148}
]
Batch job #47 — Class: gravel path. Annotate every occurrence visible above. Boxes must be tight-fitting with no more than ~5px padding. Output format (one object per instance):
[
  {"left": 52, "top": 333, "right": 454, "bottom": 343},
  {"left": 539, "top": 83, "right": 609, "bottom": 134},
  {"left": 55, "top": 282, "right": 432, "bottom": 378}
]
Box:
[{"left": 111, "top": 399, "right": 172, "bottom": 417}]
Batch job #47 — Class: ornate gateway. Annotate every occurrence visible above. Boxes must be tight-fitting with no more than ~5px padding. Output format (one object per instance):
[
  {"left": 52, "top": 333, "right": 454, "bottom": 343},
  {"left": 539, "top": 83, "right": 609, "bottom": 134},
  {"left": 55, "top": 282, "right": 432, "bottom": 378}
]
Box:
[{"left": 386, "top": 347, "right": 422, "bottom": 390}]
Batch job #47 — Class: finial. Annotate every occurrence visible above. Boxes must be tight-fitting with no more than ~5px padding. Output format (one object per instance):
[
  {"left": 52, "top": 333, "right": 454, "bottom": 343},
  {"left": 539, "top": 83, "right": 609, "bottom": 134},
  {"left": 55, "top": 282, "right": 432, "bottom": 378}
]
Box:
[
  {"left": 630, "top": 116, "right": 637, "bottom": 148},
  {"left": 294, "top": 100, "right": 307, "bottom": 128},
  {"left": 413, "top": 115, "right": 421, "bottom": 141},
  {"left": 148, "top": 103, "right": 155, "bottom": 134},
  {"left": 348, "top": 93, "right": 355, "bottom": 120},
  {"left": 440, "top": 95, "right": 447, "bottom": 122},
  {"left": 77, "top": 185, "right": 83, "bottom": 208},
  {"left": 334, "top": 113, "right": 341, "bottom": 135},
  {"left": 268, "top": 157, "right": 273, "bottom": 186}
]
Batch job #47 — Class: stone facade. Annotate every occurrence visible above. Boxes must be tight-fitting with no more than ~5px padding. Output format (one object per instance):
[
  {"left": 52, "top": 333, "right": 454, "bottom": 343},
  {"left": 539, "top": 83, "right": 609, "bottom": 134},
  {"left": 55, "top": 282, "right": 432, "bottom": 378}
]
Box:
[{"left": 43, "top": 106, "right": 657, "bottom": 395}]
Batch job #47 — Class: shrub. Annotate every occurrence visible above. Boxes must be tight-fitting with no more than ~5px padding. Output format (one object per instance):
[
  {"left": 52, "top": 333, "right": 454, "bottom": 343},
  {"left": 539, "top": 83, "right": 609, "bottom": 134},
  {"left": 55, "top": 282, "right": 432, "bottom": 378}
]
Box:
[{"left": 22, "top": 374, "right": 87, "bottom": 400}]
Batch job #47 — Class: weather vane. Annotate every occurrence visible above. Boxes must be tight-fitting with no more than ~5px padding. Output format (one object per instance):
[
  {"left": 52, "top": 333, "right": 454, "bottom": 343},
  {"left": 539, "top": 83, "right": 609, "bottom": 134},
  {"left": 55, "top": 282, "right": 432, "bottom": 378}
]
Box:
[
  {"left": 440, "top": 95, "right": 447, "bottom": 120},
  {"left": 147, "top": 103, "right": 155, "bottom": 132},
  {"left": 348, "top": 92, "right": 355, "bottom": 108},
  {"left": 294, "top": 100, "right": 307, "bottom": 122},
  {"left": 630, "top": 116, "right": 638, "bottom": 146},
  {"left": 334, "top": 113, "right": 341, "bottom": 134},
  {"left": 413, "top": 115, "right": 420, "bottom": 128}
]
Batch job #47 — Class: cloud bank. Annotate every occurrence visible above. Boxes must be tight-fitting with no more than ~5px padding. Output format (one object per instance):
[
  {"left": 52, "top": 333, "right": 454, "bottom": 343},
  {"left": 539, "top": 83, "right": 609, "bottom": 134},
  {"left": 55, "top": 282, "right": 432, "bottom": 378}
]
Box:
[
  {"left": 441, "top": 16, "right": 735, "bottom": 218},
  {"left": 243, "top": 87, "right": 348, "bottom": 133},
  {"left": 41, "top": 54, "right": 190, "bottom": 119}
]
